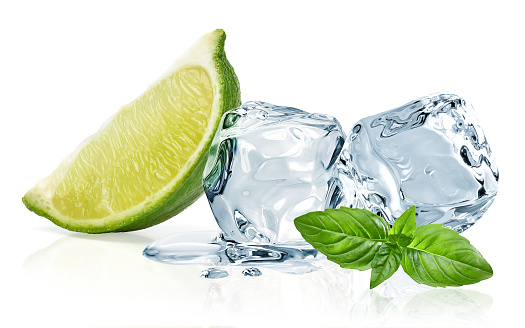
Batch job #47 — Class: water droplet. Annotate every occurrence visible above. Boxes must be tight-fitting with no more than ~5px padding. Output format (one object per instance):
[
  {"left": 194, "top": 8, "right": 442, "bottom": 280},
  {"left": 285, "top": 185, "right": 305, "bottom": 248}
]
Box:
[
  {"left": 200, "top": 267, "right": 229, "bottom": 279},
  {"left": 256, "top": 110, "right": 268, "bottom": 120},
  {"left": 242, "top": 267, "right": 262, "bottom": 277},
  {"left": 223, "top": 112, "right": 241, "bottom": 129}
]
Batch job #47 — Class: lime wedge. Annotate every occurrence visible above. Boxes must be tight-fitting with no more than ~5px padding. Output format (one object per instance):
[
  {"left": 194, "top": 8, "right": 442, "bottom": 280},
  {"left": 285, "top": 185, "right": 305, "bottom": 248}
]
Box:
[{"left": 23, "top": 29, "right": 241, "bottom": 233}]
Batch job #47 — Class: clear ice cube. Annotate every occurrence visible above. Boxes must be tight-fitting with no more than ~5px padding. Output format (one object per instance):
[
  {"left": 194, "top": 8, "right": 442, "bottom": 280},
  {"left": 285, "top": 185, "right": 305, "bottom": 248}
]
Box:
[
  {"left": 203, "top": 101, "right": 346, "bottom": 243},
  {"left": 336, "top": 93, "right": 498, "bottom": 232}
]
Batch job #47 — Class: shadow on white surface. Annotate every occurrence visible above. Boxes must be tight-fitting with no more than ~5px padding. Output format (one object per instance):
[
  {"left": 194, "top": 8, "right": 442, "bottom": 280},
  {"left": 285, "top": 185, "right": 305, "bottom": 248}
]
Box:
[{"left": 23, "top": 234, "right": 493, "bottom": 327}]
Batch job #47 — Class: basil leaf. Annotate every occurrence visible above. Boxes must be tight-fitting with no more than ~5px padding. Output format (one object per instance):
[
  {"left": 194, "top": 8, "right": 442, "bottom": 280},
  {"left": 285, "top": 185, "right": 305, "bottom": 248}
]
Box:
[
  {"left": 294, "top": 207, "right": 390, "bottom": 270},
  {"left": 370, "top": 243, "right": 402, "bottom": 289},
  {"left": 388, "top": 206, "right": 416, "bottom": 247},
  {"left": 401, "top": 224, "right": 493, "bottom": 287}
]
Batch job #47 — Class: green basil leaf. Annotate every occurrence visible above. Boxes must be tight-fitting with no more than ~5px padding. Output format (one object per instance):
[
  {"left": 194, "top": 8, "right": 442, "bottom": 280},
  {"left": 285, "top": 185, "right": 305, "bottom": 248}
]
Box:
[
  {"left": 294, "top": 207, "right": 390, "bottom": 270},
  {"left": 401, "top": 224, "right": 493, "bottom": 287},
  {"left": 388, "top": 206, "right": 416, "bottom": 247},
  {"left": 370, "top": 243, "right": 402, "bottom": 289}
]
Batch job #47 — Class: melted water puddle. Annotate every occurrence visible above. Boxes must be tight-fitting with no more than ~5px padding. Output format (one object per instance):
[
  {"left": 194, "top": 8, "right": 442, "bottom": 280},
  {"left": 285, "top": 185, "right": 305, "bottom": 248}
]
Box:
[{"left": 143, "top": 231, "right": 325, "bottom": 278}]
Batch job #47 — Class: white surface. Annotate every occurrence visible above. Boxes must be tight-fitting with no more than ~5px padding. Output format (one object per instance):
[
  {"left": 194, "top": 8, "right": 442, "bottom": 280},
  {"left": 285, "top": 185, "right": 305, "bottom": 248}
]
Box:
[{"left": 1, "top": 1, "right": 523, "bottom": 327}]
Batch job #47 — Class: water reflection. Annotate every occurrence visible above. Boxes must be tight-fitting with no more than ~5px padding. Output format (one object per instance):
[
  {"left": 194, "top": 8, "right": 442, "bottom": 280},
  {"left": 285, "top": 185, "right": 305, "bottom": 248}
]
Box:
[
  {"left": 352, "top": 271, "right": 493, "bottom": 327},
  {"left": 23, "top": 233, "right": 209, "bottom": 311},
  {"left": 24, "top": 234, "right": 492, "bottom": 326}
]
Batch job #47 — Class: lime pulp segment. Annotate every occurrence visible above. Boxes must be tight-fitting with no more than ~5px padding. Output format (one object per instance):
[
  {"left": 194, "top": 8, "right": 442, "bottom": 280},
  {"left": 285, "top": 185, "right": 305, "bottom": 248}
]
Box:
[{"left": 52, "top": 66, "right": 213, "bottom": 220}]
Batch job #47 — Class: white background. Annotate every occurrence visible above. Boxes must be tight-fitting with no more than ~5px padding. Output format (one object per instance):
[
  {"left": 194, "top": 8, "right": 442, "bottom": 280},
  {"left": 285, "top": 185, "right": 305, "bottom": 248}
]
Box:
[{"left": 1, "top": 1, "right": 524, "bottom": 327}]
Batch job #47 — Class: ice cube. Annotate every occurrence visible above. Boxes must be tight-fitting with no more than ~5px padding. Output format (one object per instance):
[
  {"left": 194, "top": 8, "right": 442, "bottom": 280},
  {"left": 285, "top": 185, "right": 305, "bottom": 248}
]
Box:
[
  {"left": 337, "top": 93, "right": 498, "bottom": 232},
  {"left": 203, "top": 101, "right": 345, "bottom": 243}
]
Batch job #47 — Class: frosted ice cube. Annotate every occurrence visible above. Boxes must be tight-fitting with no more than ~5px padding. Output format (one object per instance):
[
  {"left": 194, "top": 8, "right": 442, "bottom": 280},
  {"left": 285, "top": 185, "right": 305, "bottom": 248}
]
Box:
[
  {"left": 337, "top": 94, "right": 498, "bottom": 232},
  {"left": 203, "top": 101, "right": 345, "bottom": 243}
]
